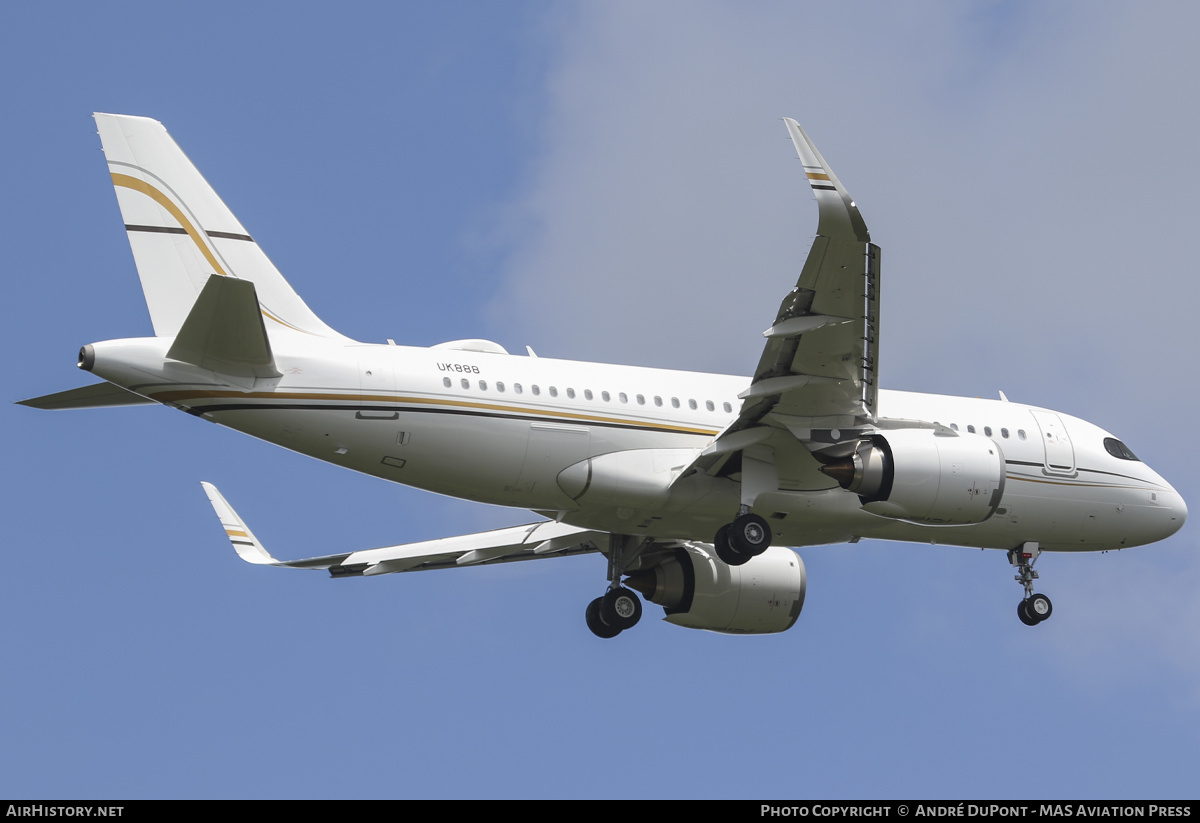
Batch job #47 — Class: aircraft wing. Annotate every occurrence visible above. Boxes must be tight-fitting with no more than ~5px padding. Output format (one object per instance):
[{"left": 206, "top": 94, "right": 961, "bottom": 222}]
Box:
[
  {"left": 202, "top": 482, "right": 604, "bottom": 577},
  {"left": 683, "top": 119, "right": 881, "bottom": 482}
]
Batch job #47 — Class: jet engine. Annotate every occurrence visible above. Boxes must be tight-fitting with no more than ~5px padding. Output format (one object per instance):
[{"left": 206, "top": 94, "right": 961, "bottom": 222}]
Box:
[
  {"left": 820, "top": 429, "right": 1005, "bottom": 525},
  {"left": 626, "top": 545, "right": 806, "bottom": 634}
]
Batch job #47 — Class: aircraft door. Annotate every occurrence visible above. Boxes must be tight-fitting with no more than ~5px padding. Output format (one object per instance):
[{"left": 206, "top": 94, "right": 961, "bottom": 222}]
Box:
[
  {"left": 358, "top": 350, "right": 396, "bottom": 397},
  {"left": 1030, "top": 410, "right": 1075, "bottom": 475}
]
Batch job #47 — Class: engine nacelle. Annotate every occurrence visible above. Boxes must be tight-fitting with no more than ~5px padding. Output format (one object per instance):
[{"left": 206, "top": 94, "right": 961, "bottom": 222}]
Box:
[
  {"left": 627, "top": 545, "right": 806, "bottom": 634},
  {"left": 822, "top": 429, "right": 1005, "bottom": 525}
]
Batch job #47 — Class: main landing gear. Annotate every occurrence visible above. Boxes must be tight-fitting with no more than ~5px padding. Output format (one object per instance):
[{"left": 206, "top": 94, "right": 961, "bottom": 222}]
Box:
[
  {"left": 585, "top": 588, "right": 642, "bottom": 638},
  {"left": 582, "top": 513, "right": 773, "bottom": 638},
  {"left": 1009, "top": 542, "right": 1053, "bottom": 626},
  {"left": 714, "top": 509, "right": 772, "bottom": 567},
  {"left": 585, "top": 534, "right": 646, "bottom": 639}
]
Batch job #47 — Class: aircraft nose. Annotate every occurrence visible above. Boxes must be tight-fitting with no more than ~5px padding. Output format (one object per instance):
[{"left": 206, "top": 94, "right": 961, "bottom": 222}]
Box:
[
  {"left": 1154, "top": 484, "right": 1187, "bottom": 541},
  {"left": 1170, "top": 489, "right": 1188, "bottom": 534}
]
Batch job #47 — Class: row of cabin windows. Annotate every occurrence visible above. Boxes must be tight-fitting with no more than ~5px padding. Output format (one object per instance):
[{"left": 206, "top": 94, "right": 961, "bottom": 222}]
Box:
[
  {"left": 949, "top": 426, "right": 1140, "bottom": 463},
  {"left": 443, "top": 376, "right": 734, "bottom": 414},
  {"left": 947, "top": 423, "right": 1026, "bottom": 441}
]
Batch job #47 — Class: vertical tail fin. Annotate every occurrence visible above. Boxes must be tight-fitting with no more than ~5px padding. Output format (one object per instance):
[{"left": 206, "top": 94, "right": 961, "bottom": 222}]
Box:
[{"left": 94, "top": 113, "right": 347, "bottom": 340}]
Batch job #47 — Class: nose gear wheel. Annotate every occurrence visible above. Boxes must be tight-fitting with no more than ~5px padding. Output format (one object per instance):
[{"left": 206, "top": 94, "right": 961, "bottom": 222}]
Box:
[{"left": 1009, "top": 544, "right": 1053, "bottom": 626}]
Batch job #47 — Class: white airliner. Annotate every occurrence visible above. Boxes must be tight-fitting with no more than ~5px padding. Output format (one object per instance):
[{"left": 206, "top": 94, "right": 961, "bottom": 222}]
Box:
[{"left": 20, "top": 114, "right": 1187, "bottom": 637}]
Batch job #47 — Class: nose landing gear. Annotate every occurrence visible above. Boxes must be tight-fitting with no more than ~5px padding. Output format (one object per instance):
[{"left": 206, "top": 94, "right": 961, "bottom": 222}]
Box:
[{"left": 1009, "top": 543, "right": 1053, "bottom": 626}]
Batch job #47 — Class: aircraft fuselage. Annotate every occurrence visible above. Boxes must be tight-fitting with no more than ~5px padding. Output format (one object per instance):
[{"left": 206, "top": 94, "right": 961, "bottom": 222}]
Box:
[{"left": 82, "top": 332, "right": 1186, "bottom": 554}]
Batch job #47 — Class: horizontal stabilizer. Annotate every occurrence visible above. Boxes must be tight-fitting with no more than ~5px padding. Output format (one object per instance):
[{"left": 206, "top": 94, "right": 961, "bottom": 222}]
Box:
[
  {"left": 17, "top": 382, "right": 154, "bottom": 410},
  {"left": 201, "top": 482, "right": 604, "bottom": 576},
  {"left": 168, "top": 275, "right": 281, "bottom": 379}
]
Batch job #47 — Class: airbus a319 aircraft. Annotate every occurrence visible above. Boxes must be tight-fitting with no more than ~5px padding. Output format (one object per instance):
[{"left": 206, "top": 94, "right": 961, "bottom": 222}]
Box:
[{"left": 21, "top": 114, "right": 1187, "bottom": 637}]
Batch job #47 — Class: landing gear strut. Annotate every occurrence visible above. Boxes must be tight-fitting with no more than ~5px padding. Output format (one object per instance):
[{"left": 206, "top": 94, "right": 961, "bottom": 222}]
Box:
[
  {"left": 1009, "top": 542, "right": 1053, "bottom": 626},
  {"left": 585, "top": 535, "right": 645, "bottom": 638},
  {"left": 715, "top": 509, "right": 772, "bottom": 567}
]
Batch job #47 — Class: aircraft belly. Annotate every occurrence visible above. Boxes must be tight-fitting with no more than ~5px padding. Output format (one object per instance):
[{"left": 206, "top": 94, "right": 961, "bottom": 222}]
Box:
[
  {"left": 210, "top": 407, "right": 524, "bottom": 504},
  {"left": 211, "top": 406, "right": 710, "bottom": 511}
]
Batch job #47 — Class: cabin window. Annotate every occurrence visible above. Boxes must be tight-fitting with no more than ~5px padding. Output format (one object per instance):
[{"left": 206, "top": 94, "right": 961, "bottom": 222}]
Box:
[
  {"left": 967, "top": 425, "right": 976, "bottom": 433},
  {"left": 443, "top": 377, "right": 452, "bottom": 388},
  {"left": 654, "top": 396, "right": 663, "bottom": 407},
  {"left": 706, "top": 400, "right": 714, "bottom": 411},
  {"left": 602, "top": 391, "right": 611, "bottom": 402},
  {"left": 688, "top": 399, "right": 697, "bottom": 410},
  {"left": 950, "top": 423, "right": 959, "bottom": 431},
  {"left": 514, "top": 383, "right": 523, "bottom": 394},
  {"left": 496, "top": 382, "right": 505, "bottom": 393},
  {"left": 461, "top": 379, "right": 470, "bottom": 389},
  {"left": 1001, "top": 428, "right": 1009, "bottom": 439},
  {"left": 1018, "top": 429, "right": 1027, "bottom": 440},
  {"left": 584, "top": 389, "right": 593, "bottom": 400},
  {"left": 723, "top": 402, "right": 733, "bottom": 413},
  {"left": 566, "top": 388, "right": 576, "bottom": 399},
  {"left": 671, "top": 397, "right": 680, "bottom": 408},
  {"left": 637, "top": 394, "right": 645, "bottom": 405},
  {"left": 479, "top": 380, "right": 487, "bottom": 390},
  {"left": 532, "top": 385, "right": 540, "bottom": 396},
  {"left": 619, "top": 392, "right": 628, "bottom": 403},
  {"left": 984, "top": 426, "right": 993, "bottom": 437},
  {"left": 549, "top": 386, "right": 558, "bottom": 397}
]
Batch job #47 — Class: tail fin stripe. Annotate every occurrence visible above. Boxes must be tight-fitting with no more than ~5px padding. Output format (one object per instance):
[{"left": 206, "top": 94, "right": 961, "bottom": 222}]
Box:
[
  {"left": 113, "top": 174, "right": 310, "bottom": 334},
  {"left": 125, "top": 224, "right": 187, "bottom": 235},
  {"left": 111, "top": 172, "right": 229, "bottom": 276},
  {"left": 206, "top": 230, "right": 254, "bottom": 242},
  {"left": 124, "top": 225, "right": 255, "bottom": 244}
]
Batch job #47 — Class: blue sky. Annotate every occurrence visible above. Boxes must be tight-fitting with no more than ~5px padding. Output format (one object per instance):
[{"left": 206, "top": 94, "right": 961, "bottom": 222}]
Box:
[{"left": 4, "top": 1, "right": 1199, "bottom": 799}]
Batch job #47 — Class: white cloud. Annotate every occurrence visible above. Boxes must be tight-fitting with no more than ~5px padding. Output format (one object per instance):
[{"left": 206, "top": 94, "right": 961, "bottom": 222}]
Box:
[{"left": 489, "top": 0, "right": 1200, "bottom": 693}]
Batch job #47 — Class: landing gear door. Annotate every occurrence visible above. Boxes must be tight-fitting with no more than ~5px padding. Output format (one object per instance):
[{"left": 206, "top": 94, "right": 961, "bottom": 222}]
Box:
[{"left": 1030, "top": 410, "right": 1075, "bottom": 475}]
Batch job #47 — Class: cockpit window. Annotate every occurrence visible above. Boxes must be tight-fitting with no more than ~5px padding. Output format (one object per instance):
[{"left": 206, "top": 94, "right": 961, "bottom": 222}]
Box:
[{"left": 1104, "top": 437, "right": 1139, "bottom": 461}]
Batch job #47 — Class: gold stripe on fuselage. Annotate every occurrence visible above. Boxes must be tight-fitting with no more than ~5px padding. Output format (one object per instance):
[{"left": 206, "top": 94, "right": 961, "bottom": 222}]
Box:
[
  {"left": 1005, "top": 472, "right": 1156, "bottom": 492},
  {"left": 147, "top": 388, "right": 723, "bottom": 437}
]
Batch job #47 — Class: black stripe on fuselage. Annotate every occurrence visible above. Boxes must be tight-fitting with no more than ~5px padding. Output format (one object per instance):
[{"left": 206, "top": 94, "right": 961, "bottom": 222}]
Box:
[{"left": 1006, "top": 459, "right": 1147, "bottom": 485}]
